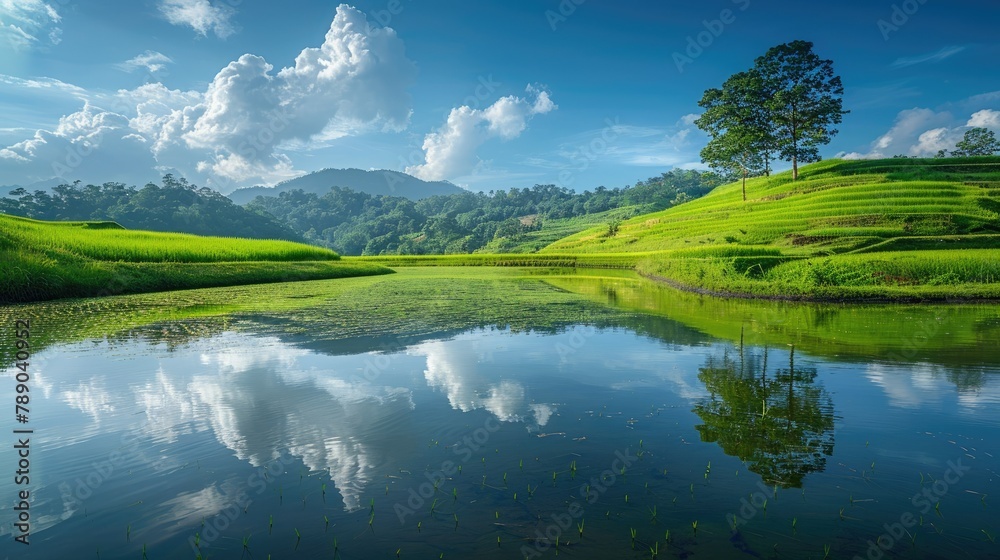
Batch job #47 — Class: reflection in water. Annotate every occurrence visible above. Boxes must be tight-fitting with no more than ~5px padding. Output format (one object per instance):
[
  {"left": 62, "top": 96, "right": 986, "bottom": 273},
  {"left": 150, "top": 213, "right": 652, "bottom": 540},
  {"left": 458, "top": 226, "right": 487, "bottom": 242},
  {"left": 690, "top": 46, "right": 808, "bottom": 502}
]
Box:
[
  {"left": 414, "top": 339, "right": 555, "bottom": 429},
  {"left": 694, "top": 343, "right": 835, "bottom": 488},
  {"left": 2, "top": 270, "right": 999, "bottom": 559},
  {"left": 865, "top": 362, "right": 998, "bottom": 410}
]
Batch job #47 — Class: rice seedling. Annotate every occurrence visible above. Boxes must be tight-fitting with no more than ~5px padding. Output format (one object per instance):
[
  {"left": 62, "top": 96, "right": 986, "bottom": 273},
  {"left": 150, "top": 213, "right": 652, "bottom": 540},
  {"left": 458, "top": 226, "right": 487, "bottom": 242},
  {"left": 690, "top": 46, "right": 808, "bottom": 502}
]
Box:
[
  {"left": 691, "top": 520, "right": 698, "bottom": 535},
  {"left": 982, "top": 529, "right": 996, "bottom": 543},
  {"left": 630, "top": 528, "right": 637, "bottom": 549},
  {"left": 577, "top": 519, "right": 585, "bottom": 538},
  {"left": 823, "top": 544, "right": 831, "bottom": 559}
]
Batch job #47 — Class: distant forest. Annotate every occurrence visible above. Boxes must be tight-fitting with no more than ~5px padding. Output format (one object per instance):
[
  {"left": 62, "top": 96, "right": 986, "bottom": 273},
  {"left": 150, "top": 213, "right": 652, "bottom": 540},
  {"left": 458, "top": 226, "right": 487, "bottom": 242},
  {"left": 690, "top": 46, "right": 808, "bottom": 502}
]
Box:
[{"left": 1, "top": 169, "right": 725, "bottom": 255}]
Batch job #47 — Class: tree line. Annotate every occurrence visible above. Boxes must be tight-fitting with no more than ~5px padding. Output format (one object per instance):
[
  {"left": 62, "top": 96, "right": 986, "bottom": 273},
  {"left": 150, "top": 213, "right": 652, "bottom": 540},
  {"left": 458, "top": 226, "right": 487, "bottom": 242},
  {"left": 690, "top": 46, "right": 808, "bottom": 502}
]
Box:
[
  {"left": 247, "top": 169, "right": 723, "bottom": 255},
  {"left": 1, "top": 169, "right": 724, "bottom": 255}
]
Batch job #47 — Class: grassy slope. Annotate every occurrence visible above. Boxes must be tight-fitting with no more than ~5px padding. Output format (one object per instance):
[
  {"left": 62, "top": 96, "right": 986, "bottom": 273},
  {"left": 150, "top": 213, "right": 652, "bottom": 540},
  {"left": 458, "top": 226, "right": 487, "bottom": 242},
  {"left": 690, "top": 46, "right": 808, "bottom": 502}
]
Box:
[
  {"left": 542, "top": 157, "right": 1000, "bottom": 300},
  {"left": 475, "top": 206, "right": 648, "bottom": 253},
  {"left": 0, "top": 214, "right": 391, "bottom": 303}
]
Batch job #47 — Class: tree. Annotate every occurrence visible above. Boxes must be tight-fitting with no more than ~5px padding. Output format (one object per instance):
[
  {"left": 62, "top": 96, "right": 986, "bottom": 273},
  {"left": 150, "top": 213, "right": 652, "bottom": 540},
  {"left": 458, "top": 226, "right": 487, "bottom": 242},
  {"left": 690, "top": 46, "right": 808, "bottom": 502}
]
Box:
[
  {"left": 694, "top": 344, "right": 835, "bottom": 488},
  {"left": 696, "top": 69, "right": 775, "bottom": 201},
  {"left": 952, "top": 127, "right": 1000, "bottom": 157},
  {"left": 754, "top": 40, "right": 848, "bottom": 180}
]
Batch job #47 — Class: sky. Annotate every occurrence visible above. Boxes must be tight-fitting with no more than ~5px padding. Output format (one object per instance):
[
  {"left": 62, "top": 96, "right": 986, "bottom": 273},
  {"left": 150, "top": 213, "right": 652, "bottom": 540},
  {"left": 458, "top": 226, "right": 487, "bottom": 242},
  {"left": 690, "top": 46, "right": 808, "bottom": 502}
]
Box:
[{"left": 0, "top": 0, "right": 998, "bottom": 194}]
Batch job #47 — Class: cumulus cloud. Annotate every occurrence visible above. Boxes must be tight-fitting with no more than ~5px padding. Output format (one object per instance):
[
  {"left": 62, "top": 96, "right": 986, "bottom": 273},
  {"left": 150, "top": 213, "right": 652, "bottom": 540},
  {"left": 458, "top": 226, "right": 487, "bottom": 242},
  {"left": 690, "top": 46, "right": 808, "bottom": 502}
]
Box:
[
  {"left": 0, "top": 0, "right": 61, "bottom": 50},
  {"left": 968, "top": 109, "right": 1000, "bottom": 128},
  {"left": 0, "top": 4, "right": 417, "bottom": 191},
  {"left": 406, "top": 85, "right": 556, "bottom": 181},
  {"left": 0, "top": 102, "right": 164, "bottom": 184},
  {"left": 116, "top": 51, "right": 174, "bottom": 74},
  {"left": 159, "top": 0, "right": 236, "bottom": 38},
  {"left": 839, "top": 97, "right": 1000, "bottom": 160}
]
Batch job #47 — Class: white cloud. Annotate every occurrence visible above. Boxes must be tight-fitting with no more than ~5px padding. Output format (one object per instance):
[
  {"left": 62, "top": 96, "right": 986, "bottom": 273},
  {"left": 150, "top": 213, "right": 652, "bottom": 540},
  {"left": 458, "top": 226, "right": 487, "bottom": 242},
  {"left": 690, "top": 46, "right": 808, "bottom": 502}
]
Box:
[
  {"left": 968, "top": 109, "right": 1000, "bottom": 128},
  {"left": 840, "top": 95, "right": 1000, "bottom": 160},
  {"left": 116, "top": 51, "right": 174, "bottom": 74},
  {"left": 891, "top": 46, "right": 966, "bottom": 69},
  {"left": 0, "top": 5, "right": 417, "bottom": 191},
  {"left": 912, "top": 127, "right": 956, "bottom": 155},
  {"left": 0, "top": 0, "right": 61, "bottom": 50},
  {"left": 159, "top": 0, "right": 236, "bottom": 38},
  {"left": 841, "top": 108, "right": 955, "bottom": 159},
  {"left": 0, "top": 102, "right": 164, "bottom": 185},
  {"left": 406, "top": 85, "right": 556, "bottom": 181}
]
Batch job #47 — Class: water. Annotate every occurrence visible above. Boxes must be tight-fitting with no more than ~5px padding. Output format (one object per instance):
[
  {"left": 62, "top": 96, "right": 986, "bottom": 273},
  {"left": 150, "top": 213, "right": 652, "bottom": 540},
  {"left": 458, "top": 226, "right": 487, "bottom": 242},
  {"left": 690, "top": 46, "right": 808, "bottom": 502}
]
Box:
[{"left": 1, "top": 269, "right": 998, "bottom": 559}]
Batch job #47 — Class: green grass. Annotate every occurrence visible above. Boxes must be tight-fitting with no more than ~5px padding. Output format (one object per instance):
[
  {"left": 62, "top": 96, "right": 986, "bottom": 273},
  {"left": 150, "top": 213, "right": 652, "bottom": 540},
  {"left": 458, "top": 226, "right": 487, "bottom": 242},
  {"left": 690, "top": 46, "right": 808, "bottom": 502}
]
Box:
[
  {"left": 539, "top": 157, "right": 1000, "bottom": 301},
  {"left": 545, "top": 157, "right": 1000, "bottom": 255},
  {"left": 475, "top": 206, "right": 649, "bottom": 253},
  {"left": 1, "top": 214, "right": 338, "bottom": 262},
  {"left": 1, "top": 213, "right": 391, "bottom": 303},
  {"left": 350, "top": 252, "right": 648, "bottom": 269}
]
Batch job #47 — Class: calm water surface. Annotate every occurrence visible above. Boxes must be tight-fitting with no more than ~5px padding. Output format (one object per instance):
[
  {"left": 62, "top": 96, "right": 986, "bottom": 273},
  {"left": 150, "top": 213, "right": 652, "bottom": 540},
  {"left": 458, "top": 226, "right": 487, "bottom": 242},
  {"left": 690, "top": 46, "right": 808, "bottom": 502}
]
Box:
[{"left": 1, "top": 269, "right": 998, "bottom": 559}]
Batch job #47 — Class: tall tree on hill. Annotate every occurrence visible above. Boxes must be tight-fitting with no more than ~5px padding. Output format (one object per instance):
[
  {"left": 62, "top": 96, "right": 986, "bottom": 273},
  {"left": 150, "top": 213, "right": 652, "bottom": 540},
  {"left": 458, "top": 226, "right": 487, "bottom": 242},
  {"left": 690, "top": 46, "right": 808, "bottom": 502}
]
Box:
[
  {"left": 755, "top": 40, "right": 848, "bottom": 180},
  {"left": 696, "top": 69, "right": 775, "bottom": 201},
  {"left": 952, "top": 127, "right": 1000, "bottom": 157}
]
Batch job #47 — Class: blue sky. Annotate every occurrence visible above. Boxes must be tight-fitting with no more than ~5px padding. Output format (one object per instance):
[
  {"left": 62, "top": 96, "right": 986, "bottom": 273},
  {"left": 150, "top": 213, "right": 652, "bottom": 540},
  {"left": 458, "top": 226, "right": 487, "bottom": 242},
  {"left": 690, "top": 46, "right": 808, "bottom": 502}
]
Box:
[{"left": 0, "top": 0, "right": 997, "bottom": 193}]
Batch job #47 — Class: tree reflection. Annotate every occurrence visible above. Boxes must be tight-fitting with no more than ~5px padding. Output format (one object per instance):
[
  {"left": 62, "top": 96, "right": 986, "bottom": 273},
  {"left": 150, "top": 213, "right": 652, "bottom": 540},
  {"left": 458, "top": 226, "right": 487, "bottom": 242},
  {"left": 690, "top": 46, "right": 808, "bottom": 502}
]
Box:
[{"left": 694, "top": 332, "right": 835, "bottom": 488}]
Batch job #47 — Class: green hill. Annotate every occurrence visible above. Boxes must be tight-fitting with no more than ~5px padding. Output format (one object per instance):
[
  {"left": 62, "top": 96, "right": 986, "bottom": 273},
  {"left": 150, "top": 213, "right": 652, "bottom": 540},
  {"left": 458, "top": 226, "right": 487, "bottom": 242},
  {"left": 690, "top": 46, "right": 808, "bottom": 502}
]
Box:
[
  {"left": 543, "top": 157, "right": 1000, "bottom": 300},
  {"left": 0, "top": 214, "right": 391, "bottom": 303}
]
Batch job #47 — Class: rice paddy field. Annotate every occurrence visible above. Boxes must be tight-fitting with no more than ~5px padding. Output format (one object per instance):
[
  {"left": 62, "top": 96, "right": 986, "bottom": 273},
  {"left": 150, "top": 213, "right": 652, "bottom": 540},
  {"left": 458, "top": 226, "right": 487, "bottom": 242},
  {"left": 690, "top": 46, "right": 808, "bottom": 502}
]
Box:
[
  {"left": 1, "top": 268, "right": 998, "bottom": 559},
  {"left": 541, "top": 157, "right": 1000, "bottom": 300},
  {"left": 0, "top": 214, "right": 391, "bottom": 303}
]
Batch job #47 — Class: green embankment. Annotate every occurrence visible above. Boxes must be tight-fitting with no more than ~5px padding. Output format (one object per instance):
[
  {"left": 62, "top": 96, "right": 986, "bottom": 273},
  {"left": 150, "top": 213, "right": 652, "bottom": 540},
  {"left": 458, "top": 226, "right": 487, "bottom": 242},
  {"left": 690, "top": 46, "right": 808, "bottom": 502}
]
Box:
[
  {"left": 0, "top": 214, "right": 391, "bottom": 303},
  {"left": 542, "top": 157, "right": 1000, "bottom": 301},
  {"left": 474, "top": 206, "right": 648, "bottom": 253}
]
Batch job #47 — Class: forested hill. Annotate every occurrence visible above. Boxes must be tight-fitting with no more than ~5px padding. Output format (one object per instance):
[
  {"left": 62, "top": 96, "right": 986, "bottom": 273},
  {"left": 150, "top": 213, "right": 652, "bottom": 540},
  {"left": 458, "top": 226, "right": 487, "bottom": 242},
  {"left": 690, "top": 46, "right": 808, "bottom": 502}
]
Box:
[
  {"left": 0, "top": 175, "right": 302, "bottom": 241},
  {"left": 246, "top": 169, "right": 723, "bottom": 255},
  {"left": 0, "top": 168, "right": 724, "bottom": 255},
  {"left": 227, "top": 168, "right": 465, "bottom": 204}
]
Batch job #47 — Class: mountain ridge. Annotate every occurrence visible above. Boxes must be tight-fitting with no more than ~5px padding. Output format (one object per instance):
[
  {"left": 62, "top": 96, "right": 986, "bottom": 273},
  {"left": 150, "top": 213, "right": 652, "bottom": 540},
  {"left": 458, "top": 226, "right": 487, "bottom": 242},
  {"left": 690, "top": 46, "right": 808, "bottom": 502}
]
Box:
[{"left": 227, "top": 168, "right": 465, "bottom": 204}]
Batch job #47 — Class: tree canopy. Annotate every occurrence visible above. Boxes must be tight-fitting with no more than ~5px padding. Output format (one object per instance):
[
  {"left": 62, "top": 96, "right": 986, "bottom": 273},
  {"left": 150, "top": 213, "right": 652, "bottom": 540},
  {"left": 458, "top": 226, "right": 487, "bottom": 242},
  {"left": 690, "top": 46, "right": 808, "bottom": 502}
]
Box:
[
  {"left": 696, "top": 40, "right": 848, "bottom": 188},
  {"left": 952, "top": 127, "right": 1000, "bottom": 157}
]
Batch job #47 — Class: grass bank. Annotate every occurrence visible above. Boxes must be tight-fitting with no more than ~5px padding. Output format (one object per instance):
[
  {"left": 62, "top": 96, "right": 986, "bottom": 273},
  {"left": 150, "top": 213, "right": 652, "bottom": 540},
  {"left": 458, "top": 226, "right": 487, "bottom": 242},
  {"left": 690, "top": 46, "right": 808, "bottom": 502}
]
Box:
[
  {"left": 1, "top": 214, "right": 391, "bottom": 303},
  {"left": 542, "top": 157, "right": 1000, "bottom": 301}
]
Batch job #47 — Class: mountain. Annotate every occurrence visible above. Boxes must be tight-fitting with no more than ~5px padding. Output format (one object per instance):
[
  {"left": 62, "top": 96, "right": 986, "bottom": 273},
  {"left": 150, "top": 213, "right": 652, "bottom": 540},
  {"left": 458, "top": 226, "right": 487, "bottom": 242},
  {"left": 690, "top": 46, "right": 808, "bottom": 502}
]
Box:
[
  {"left": 2, "top": 178, "right": 70, "bottom": 195},
  {"left": 227, "top": 168, "right": 465, "bottom": 205}
]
